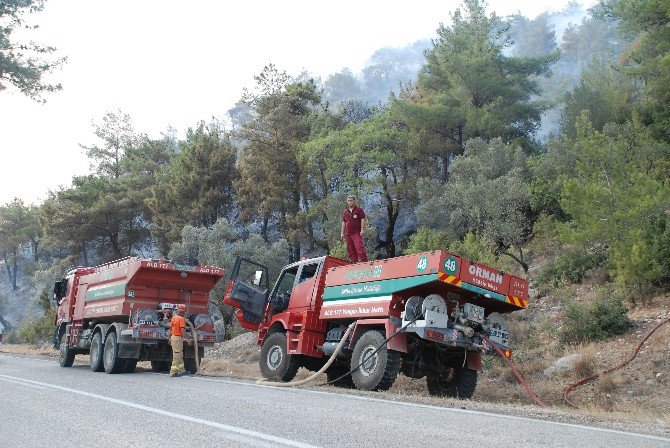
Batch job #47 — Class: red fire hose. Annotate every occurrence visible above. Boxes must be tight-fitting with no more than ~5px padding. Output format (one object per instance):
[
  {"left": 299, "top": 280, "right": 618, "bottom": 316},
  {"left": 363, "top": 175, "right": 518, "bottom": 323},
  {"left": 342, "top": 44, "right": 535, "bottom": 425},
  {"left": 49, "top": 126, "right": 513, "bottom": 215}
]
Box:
[
  {"left": 483, "top": 335, "right": 548, "bottom": 408},
  {"left": 563, "top": 316, "right": 670, "bottom": 408}
]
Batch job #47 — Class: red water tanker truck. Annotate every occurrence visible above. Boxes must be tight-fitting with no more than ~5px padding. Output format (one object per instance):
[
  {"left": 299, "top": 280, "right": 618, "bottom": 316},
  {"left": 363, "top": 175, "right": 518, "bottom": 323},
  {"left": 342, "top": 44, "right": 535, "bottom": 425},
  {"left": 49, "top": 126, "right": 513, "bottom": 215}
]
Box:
[
  {"left": 53, "top": 257, "right": 224, "bottom": 373},
  {"left": 224, "top": 250, "right": 528, "bottom": 398}
]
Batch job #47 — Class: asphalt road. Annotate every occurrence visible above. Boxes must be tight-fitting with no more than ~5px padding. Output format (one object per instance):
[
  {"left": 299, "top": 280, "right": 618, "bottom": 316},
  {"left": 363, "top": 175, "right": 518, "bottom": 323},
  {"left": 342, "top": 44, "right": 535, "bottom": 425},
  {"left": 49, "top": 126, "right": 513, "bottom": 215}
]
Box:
[{"left": 0, "top": 354, "right": 668, "bottom": 448}]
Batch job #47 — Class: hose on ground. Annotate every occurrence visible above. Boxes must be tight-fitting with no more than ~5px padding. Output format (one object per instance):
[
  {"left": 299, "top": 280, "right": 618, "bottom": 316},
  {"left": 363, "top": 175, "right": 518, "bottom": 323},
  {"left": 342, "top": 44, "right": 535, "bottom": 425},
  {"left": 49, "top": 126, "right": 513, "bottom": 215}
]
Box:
[
  {"left": 255, "top": 323, "right": 354, "bottom": 387},
  {"left": 185, "top": 319, "right": 200, "bottom": 374},
  {"left": 563, "top": 315, "right": 670, "bottom": 408},
  {"left": 482, "top": 335, "right": 548, "bottom": 408}
]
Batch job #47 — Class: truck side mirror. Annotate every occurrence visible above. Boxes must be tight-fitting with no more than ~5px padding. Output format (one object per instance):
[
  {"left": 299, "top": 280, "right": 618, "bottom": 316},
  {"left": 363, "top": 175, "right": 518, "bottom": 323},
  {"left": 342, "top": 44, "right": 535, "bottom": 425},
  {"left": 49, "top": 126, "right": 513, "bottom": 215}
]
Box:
[{"left": 252, "top": 270, "right": 263, "bottom": 287}]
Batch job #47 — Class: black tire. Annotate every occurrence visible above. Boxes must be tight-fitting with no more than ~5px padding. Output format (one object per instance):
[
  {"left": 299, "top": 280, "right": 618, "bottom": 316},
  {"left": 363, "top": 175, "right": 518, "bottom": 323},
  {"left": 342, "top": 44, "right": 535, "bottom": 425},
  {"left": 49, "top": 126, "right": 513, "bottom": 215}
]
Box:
[
  {"left": 350, "top": 330, "right": 401, "bottom": 391},
  {"left": 103, "top": 332, "right": 125, "bottom": 374},
  {"left": 325, "top": 366, "right": 355, "bottom": 388},
  {"left": 123, "top": 358, "right": 138, "bottom": 373},
  {"left": 58, "top": 332, "right": 75, "bottom": 368},
  {"left": 259, "top": 332, "right": 299, "bottom": 382},
  {"left": 426, "top": 367, "right": 478, "bottom": 399},
  {"left": 89, "top": 332, "right": 105, "bottom": 372},
  {"left": 184, "top": 358, "right": 199, "bottom": 374},
  {"left": 151, "top": 361, "right": 170, "bottom": 372}
]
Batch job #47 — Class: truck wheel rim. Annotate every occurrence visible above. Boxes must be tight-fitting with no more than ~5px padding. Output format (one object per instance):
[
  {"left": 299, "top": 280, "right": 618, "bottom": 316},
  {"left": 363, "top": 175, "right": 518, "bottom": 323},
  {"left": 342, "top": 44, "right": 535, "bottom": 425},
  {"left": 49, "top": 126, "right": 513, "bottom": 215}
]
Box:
[
  {"left": 267, "top": 345, "right": 282, "bottom": 370},
  {"left": 104, "top": 340, "right": 113, "bottom": 366},
  {"left": 91, "top": 339, "right": 99, "bottom": 364},
  {"left": 359, "top": 346, "right": 378, "bottom": 377}
]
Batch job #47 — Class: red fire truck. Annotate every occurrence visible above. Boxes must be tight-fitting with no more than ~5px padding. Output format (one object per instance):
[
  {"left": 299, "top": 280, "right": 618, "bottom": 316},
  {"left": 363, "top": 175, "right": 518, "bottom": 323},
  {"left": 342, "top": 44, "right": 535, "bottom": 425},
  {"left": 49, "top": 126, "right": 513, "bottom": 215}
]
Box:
[
  {"left": 224, "top": 250, "right": 527, "bottom": 398},
  {"left": 54, "top": 257, "right": 224, "bottom": 374}
]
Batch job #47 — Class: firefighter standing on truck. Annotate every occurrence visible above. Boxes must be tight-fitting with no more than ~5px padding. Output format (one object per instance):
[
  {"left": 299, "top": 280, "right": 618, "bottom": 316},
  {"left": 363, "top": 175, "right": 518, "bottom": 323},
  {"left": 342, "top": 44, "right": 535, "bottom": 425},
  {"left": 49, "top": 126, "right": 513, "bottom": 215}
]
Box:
[
  {"left": 341, "top": 195, "right": 368, "bottom": 263},
  {"left": 169, "top": 304, "right": 188, "bottom": 377}
]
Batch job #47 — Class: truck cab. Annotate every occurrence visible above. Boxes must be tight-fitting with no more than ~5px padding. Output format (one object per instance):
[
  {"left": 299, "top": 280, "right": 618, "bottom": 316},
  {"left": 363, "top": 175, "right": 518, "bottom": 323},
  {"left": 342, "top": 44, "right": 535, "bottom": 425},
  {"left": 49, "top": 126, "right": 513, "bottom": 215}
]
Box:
[{"left": 225, "top": 255, "right": 348, "bottom": 334}]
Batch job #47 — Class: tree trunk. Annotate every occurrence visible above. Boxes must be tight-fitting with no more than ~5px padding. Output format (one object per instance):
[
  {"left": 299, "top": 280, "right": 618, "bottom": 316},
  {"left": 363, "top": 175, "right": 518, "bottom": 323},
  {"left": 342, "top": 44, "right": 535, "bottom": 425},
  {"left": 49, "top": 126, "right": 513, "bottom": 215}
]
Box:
[
  {"left": 292, "top": 241, "right": 301, "bottom": 263},
  {"left": 498, "top": 248, "right": 529, "bottom": 272},
  {"left": 3, "top": 254, "right": 12, "bottom": 285},
  {"left": 31, "top": 238, "right": 39, "bottom": 263},
  {"left": 261, "top": 218, "right": 269, "bottom": 243},
  {"left": 380, "top": 167, "right": 399, "bottom": 258},
  {"left": 109, "top": 233, "right": 123, "bottom": 258},
  {"left": 0, "top": 313, "right": 12, "bottom": 331},
  {"left": 12, "top": 250, "right": 18, "bottom": 291},
  {"left": 82, "top": 246, "right": 89, "bottom": 266},
  {"left": 302, "top": 194, "right": 315, "bottom": 252}
]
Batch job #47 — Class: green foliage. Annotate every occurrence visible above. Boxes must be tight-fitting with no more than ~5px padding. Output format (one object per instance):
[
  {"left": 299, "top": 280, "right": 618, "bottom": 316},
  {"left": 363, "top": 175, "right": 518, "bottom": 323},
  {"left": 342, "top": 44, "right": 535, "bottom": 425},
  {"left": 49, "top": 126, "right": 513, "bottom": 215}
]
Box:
[
  {"left": 561, "top": 58, "right": 635, "bottom": 138},
  {"left": 561, "top": 292, "right": 631, "bottom": 343},
  {"left": 329, "top": 240, "right": 349, "bottom": 260},
  {"left": 0, "top": 198, "right": 40, "bottom": 289},
  {"left": 16, "top": 308, "right": 56, "bottom": 344},
  {"left": 322, "top": 68, "right": 364, "bottom": 106},
  {"left": 304, "top": 109, "right": 425, "bottom": 257},
  {"left": 603, "top": 0, "right": 670, "bottom": 140},
  {"left": 148, "top": 121, "right": 236, "bottom": 253},
  {"left": 536, "top": 247, "right": 600, "bottom": 287},
  {"left": 447, "top": 232, "right": 499, "bottom": 267},
  {"left": 82, "top": 110, "right": 138, "bottom": 179},
  {"left": 168, "top": 218, "right": 290, "bottom": 326},
  {"left": 416, "top": 137, "right": 531, "bottom": 270},
  {"left": 0, "top": 0, "right": 65, "bottom": 100},
  {"left": 235, "top": 65, "right": 321, "bottom": 259},
  {"left": 558, "top": 114, "right": 670, "bottom": 287},
  {"left": 40, "top": 114, "right": 173, "bottom": 263},
  {"left": 395, "top": 0, "right": 556, "bottom": 176},
  {"left": 507, "top": 13, "right": 557, "bottom": 58},
  {"left": 527, "top": 213, "right": 561, "bottom": 256},
  {"left": 405, "top": 228, "right": 454, "bottom": 254},
  {"left": 526, "top": 138, "right": 577, "bottom": 217}
]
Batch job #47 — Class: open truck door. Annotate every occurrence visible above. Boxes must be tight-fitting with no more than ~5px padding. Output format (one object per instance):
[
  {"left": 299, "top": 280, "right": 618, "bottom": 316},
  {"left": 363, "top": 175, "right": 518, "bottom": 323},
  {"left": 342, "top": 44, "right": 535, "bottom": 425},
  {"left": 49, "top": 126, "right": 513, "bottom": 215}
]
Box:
[{"left": 223, "top": 257, "right": 269, "bottom": 331}]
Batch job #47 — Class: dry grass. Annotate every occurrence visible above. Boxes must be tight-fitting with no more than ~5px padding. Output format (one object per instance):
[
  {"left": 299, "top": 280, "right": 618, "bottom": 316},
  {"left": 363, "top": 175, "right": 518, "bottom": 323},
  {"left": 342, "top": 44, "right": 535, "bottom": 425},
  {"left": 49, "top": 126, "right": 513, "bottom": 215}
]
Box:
[
  {"left": 572, "top": 352, "right": 595, "bottom": 378},
  {"left": 0, "top": 343, "right": 57, "bottom": 357}
]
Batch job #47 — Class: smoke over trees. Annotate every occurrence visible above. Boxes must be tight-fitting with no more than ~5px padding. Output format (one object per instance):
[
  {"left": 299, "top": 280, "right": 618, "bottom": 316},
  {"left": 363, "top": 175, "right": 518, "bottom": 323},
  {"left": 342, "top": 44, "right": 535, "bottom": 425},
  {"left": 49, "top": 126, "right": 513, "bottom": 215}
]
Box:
[{"left": 3, "top": 0, "right": 669, "bottom": 342}]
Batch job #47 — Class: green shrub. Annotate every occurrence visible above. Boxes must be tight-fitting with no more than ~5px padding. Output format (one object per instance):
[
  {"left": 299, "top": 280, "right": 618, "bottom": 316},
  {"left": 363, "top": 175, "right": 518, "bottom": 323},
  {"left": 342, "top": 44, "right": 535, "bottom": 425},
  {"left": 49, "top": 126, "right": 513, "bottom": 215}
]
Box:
[
  {"left": 447, "top": 232, "right": 498, "bottom": 266},
  {"left": 405, "top": 228, "right": 454, "bottom": 254},
  {"left": 527, "top": 213, "right": 561, "bottom": 256},
  {"left": 3, "top": 330, "right": 20, "bottom": 344},
  {"left": 537, "top": 247, "right": 600, "bottom": 286},
  {"left": 16, "top": 309, "right": 55, "bottom": 345},
  {"left": 561, "top": 294, "right": 631, "bottom": 343}
]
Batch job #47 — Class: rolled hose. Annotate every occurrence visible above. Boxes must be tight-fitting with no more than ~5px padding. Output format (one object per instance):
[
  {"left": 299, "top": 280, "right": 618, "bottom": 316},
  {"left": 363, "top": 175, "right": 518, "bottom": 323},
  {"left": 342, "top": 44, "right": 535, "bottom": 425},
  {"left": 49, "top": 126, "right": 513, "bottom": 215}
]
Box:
[
  {"left": 185, "top": 319, "right": 200, "bottom": 374},
  {"left": 563, "top": 315, "right": 670, "bottom": 408},
  {"left": 255, "top": 323, "right": 354, "bottom": 386}
]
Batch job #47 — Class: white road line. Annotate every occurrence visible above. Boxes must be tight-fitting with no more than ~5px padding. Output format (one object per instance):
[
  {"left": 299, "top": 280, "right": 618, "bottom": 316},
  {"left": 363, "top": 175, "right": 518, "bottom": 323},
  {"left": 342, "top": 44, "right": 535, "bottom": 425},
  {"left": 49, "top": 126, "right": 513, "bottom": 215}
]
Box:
[
  {"left": 0, "top": 373, "right": 319, "bottom": 448},
  {"left": 185, "top": 375, "right": 670, "bottom": 443},
  {"left": 0, "top": 376, "right": 48, "bottom": 390}
]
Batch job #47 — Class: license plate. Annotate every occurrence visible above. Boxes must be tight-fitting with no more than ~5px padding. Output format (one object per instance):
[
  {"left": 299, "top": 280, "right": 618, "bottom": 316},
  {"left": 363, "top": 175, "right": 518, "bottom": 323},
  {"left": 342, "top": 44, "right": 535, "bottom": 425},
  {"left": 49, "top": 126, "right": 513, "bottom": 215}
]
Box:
[{"left": 488, "top": 328, "right": 509, "bottom": 345}]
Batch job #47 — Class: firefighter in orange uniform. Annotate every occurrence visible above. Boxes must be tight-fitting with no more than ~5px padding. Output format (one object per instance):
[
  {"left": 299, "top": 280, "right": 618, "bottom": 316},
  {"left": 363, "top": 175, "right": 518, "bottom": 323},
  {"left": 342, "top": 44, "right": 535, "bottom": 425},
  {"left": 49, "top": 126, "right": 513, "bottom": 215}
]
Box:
[{"left": 169, "top": 304, "right": 187, "bottom": 377}]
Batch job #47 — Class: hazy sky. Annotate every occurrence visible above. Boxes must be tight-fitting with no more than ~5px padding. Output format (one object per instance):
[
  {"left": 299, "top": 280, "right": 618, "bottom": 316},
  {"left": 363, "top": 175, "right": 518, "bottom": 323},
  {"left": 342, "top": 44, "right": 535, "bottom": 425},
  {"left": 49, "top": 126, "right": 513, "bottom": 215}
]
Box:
[{"left": 0, "top": 0, "right": 597, "bottom": 205}]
